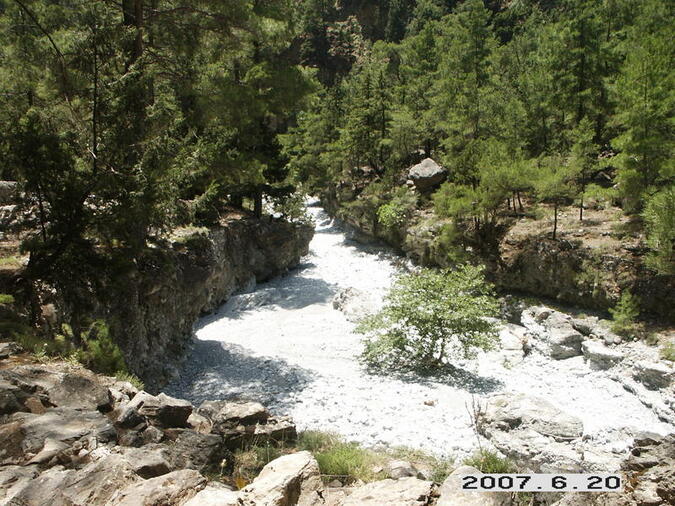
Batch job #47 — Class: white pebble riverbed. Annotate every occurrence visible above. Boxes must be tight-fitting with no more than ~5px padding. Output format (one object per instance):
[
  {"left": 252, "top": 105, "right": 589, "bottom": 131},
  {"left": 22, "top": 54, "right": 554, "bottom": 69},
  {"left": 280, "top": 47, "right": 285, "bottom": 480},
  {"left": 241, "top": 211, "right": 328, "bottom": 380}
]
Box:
[{"left": 167, "top": 201, "right": 673, "bottom": 460}]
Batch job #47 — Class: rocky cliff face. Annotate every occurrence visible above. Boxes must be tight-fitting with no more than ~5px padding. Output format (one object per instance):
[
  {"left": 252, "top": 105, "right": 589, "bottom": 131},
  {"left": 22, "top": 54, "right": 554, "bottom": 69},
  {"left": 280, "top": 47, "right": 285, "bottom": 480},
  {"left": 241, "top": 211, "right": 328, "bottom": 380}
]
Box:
[
  {"left": 107, "top": 218, "right": 313, "bottom": 392},
  {"left": 322, "top": 189, "right": 674, "bottom": 323},
  {"left": 6, "top": 217, "right": 313, "bottom": 393}
]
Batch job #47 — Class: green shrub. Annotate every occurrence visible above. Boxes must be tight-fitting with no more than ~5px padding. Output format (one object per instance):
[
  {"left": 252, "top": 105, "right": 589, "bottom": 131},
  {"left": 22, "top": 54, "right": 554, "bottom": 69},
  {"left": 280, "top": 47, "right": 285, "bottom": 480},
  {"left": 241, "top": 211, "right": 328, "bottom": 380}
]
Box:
[
  {"left": 0, "top": 293, "right": 15, "bottom": 305},
  {"left": 115, "top": 371, "right": 145, "bottom": 390},
  {"left": 79, "top": 320, "right": 128, "bottom": 375},
  {"left": 298, "top": 431, "right": 386, "bottom": 484},
  {"left": 297, "top": 430, "right": 341, "bottom": 452},
  {"left": 661, "top": 342, "right": 675, "bottom": 362},
  {"left": 357, "top": 264, "right": 499, "bottom": 372},
  {"left": 609, "top": 291, "right": 640, "bottom": 337},
  {"left": 377, "top": 187, "right": 417, "bottom": 229},
  {"left": 464, "top": 449, "right": 515, "bottom": 473},
  {"left": 314, "top": 442, "right": 385, "bottom": 484}
]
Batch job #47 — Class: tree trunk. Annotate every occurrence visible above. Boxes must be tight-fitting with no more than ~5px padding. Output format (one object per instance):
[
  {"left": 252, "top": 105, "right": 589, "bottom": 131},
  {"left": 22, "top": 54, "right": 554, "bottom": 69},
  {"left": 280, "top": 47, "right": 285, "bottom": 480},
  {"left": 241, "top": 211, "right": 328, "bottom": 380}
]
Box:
[{"left": 553, "top": 201, "right": 558, "bottom": 240}]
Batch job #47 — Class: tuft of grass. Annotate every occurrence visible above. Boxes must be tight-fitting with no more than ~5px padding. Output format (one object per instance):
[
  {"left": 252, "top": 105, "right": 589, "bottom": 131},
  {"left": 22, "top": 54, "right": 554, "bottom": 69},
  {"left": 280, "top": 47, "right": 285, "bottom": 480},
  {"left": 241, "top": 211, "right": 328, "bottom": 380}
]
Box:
[
  {"left": 0, "top": 293, "right": 15, "bottom": 304},
  {"left": 233, "top": 441, "right": 288, "bottom": 488},
  {"left": 115, "top": 371, "right": 145, "bottom": 390},
  {"left": 298, "top": 431, "right": 386, "bottom": 484},
  {"left": 464, "top": 449, "right": 515, "bottom": 474},
  {"left": 388, "top": 446, "right": 454, "bottom": 483},
  {"left": 661, "top": 342, "right": 675, "bottom": 362}
]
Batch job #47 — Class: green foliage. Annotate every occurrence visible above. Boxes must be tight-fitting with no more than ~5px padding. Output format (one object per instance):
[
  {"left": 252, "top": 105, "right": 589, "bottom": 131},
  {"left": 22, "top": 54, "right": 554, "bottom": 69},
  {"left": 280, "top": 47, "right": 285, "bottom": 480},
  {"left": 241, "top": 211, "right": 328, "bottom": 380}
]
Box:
[
  {"left": 0, "top": 294, "right": 15, "bottom": 305},
  {"left": 643, "top": 185, "right": 675, "bottom": 275},
  {"left": 611, "top": 0, "right": 674, "bottom": 212},
  {"left": 464, "top": 449, "right": 515, "bottom": 473},
  {"left": 661, "top": 342, "right": 675, "bottom": 362},
  {"left": 298, "top": 431, "right": 386, "bottom": 483},
  {"left": 114, "top": 371, "right": 145, "bottom": 390},
  {"left": 357, "top": 264, "right": 499, "bottom": 372},
  {"left": 609, "top": 291, "right": 641, "bottom": 336},
  {"left": 78, "top": 320, "right": 128, "bottom": 375},
  {"left": 377, "top": 188, "right": 417, "bottom": 229}
]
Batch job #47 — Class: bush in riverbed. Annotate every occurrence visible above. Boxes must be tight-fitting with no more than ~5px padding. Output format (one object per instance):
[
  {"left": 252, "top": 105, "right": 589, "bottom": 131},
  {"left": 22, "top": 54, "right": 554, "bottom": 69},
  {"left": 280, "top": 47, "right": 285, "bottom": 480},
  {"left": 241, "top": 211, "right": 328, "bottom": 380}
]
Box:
[
  {"left": 609, "top": 291, "right": 640, "bottom": 337},
  {"left": 356, "top": 264, "right": 499, "bottom": 372}
]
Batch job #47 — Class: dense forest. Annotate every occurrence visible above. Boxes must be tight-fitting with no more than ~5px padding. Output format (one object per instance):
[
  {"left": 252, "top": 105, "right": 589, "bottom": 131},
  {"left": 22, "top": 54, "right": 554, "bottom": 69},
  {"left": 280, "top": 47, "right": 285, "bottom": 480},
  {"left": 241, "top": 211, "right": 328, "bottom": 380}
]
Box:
[{"left": 0, "top": 0, "right": 673, "bottom": 283}]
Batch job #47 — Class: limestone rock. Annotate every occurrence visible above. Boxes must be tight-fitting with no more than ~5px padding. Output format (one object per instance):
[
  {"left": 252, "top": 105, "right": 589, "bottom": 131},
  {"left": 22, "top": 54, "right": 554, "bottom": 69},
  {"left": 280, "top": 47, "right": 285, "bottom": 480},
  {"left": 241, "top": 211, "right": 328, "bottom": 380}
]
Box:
[
  {"left": 0, "top": 379, "right": 31, "bottom": 415},
  {"left": 632, "top": 362, "right": 673, "bottom": 390},
  {"left": 581, "top": 340, "right": 623, "bottom": 370},
  {"left": 198, "top": 399, "right": 269, "bottom": 431},
  {"left": 240, "top": 451, "right": 324, "bottom": 506},
  {"left": 343, "top": 477, "right": 434, "bottom": 506},
  {"left": 437, "top": 466, "right": 509, "bottom": 506},
  {"left": 545, "top": 313, "right": 584, "bottom": 359},
  {"left": 0, "top": 465, "right": 39, "bottom": 504},
  {"left": 183, "top": 485, "right": 240, "bottom": 506},
  {"left": 165, "top": 429, "right": 231, "bottom": 474},
  {"left": 0, "top": 366, "right": 112, "bottom": 412},
  {"left": 253, "top": 416, "right": 297, "bottom": 445},
  {"left": 120, "top": 446, "right": 172, "bottom": 478},
  {"left": 127, "top": 391, "right": 193, "bottom": 428},
  {"left": 8, "top": 407, "right": 115, "bottom": 458},
  {"left": 108, "top": 469, "right": 206, "bottom": 505},
  {"left": 479, "top": 393, "right": 584, "bottom": 472},
  {"left": 386, "top": 460, "right": 420, "bottom": 480},
  {"left": 407, "top": 158, "right": 447, "bottom": 192}
]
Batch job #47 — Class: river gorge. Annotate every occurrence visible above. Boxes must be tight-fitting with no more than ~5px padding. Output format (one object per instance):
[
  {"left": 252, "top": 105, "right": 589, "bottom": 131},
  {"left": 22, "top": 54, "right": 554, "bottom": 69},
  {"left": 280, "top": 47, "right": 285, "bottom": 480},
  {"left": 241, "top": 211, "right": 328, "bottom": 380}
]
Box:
[{"left": 167, "top": 201, "right": 674, "bottom": 468}]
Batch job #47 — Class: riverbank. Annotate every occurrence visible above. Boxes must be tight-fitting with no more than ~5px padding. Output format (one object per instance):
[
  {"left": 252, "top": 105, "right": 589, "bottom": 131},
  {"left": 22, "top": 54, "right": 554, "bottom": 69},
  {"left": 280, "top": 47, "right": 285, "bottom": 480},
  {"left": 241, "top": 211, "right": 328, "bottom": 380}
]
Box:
[{"left": 322, "top": 187, "right": 675, "bottom": 324}]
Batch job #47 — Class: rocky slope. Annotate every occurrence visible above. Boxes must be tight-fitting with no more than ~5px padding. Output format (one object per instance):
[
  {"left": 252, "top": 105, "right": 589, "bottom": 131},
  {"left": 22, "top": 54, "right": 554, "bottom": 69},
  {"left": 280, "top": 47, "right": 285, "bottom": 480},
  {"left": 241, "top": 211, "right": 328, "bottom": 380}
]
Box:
[{"left": 1, "top": 214, "right": 313, "bottom": 392}]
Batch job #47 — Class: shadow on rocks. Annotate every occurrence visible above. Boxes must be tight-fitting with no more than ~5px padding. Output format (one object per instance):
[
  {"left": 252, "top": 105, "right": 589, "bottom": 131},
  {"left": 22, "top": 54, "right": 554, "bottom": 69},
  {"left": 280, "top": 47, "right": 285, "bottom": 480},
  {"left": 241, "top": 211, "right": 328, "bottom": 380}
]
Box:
[
  {"left": 368, "top": 364, "right": 504, "bottom": 394},
  {"left": 166, "top": 340, "right": 314, "bottom": 410}
]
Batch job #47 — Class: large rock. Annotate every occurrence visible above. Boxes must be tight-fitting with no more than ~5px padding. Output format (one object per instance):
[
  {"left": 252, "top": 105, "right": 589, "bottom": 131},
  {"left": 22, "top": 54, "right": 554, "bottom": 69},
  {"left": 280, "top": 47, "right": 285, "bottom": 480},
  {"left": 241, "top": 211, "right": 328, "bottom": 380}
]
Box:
[
  {"left": 239, "top": 451, "right": 324, "bottom": 506},
  {"left": 0, "top": 366, "right": 112, "bottom": 412},
  {"left": 545, "top": 313, "right": 584, "bottom": 359},
  {"left": 437, "top": 466, "right": 509, "bottom": 506},
  {"left": 342, "top": 477, "right": 434, "bottom": 506},
  {"left": 183, "top": 485, "right": 240, "bottom": 506},
  {"left": 632, "top": 362, "right": 673, "bottom": 390},
  {"left": 482, "top": 393, "right": 583, "bottom": 441},
  {"left": 108, "top": 469, "right": 206, "bottom": 505},
  {"left": 5, "top": 407, "right": 115, "bottom": 463},
  {"left": 198, "top": 399, "right": 269, "bottom": 431},
  {"left": 165, "top": 429, "right": 231, "bottom": 474},
  {"left": 386, "top": 460, "right": 421, "bottom": 480},
  {"left": 522, "top": 309, "right": 584, "bottom": 359},
  {"left": 407, "top": 158, "right": 447, "bottom": 192},
  {"left": 0, "top": 341, "right": 23, "bottom": 359},
  {"left": 581, "top": 340, "right": 623, "bottom": 370},
  {"left": 126, "top": 391, "right": 193, "bottom": 428},
  {"left": 479, "top": 393, "right": 584, "bottom": 473}
]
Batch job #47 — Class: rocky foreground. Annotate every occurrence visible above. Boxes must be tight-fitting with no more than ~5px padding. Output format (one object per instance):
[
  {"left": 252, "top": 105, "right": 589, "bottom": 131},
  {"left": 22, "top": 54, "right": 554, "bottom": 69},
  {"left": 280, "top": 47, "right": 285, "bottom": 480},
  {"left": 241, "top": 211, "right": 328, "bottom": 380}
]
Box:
[{"left": 0, "top": 344, "right": 673, "bottom": 506}]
